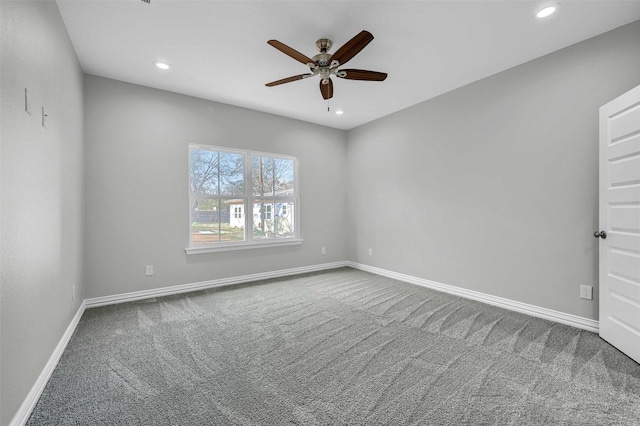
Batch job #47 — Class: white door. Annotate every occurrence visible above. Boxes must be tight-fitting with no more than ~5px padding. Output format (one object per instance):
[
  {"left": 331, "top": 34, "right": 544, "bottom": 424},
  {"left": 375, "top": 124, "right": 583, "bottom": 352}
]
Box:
[{"left": 598, "top": 85, "right": 640, "bottom": 364}]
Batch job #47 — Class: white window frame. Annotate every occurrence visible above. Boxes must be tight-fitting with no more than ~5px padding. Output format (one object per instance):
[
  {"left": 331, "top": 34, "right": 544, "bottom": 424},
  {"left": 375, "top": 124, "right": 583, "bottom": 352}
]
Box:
[{"left": 186, "top": 144, "right": 302, "bottom": 254}]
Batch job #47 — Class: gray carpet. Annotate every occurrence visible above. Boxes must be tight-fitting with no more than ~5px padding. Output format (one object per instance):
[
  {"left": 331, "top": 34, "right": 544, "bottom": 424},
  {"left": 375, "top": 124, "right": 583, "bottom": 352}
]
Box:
[{"left": 28, "top": 268, "right": 640, "bottom": 425}]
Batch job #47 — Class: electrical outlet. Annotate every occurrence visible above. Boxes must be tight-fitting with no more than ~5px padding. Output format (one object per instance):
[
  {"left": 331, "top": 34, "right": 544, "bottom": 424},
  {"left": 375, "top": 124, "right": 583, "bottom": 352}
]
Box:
[
  {"left": 368, "top": 248, "right": 373, "bottom": 256},
  {"left": 580, "top": 285, "right": 593, "bottom": 300},
  {"left": 72, "top": 285, "right": 75, "bottom": 301},
  {"left": 145, "top": 265, "right": 154, "bottom": 276},
  {"left": 321, "top": 247, "right": 326, "bottom": 255}
]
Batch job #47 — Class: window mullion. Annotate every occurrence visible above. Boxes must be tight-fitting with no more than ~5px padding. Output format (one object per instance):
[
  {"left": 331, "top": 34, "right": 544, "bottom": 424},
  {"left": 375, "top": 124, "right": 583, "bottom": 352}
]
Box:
[
  {"left": 216, "top": 152, "right": 221, "bottom": 242},
  {"left": 245, "top": 152, "right": 252, "bottom": 243}
]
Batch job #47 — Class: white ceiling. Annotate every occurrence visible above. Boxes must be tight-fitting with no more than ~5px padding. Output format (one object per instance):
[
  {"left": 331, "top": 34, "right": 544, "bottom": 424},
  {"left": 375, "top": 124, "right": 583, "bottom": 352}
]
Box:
[{"left": 56, "top": 0, "right": 640, "bottom": 130}]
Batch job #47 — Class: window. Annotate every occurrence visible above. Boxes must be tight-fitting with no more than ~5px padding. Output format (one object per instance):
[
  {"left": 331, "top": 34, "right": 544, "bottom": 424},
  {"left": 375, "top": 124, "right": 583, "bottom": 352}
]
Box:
[
  {"left": 187, "top": 145, "right": 300, "bottom": 253},
  {"left": 233, "top": 206, "right": 243, "bottom": 219},
  {"left": 263, "top": 204, "right": 272, "bottom": 220}
]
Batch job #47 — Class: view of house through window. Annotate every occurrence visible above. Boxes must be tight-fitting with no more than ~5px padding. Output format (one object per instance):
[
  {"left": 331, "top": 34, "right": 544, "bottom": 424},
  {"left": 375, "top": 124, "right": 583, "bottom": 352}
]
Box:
[{"left": 189, "top": 145, "right": 297, "bottom": 248}]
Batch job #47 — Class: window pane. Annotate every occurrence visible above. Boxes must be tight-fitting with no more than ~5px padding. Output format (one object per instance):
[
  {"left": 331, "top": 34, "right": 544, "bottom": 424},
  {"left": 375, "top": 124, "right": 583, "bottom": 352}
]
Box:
[
  {"left": 252, "top": 155, "right": 295, "bottom": 196},
  {"left": 191, "top": 198, "right": 220, "bottom": 244},
  {"left": 190, "top": 148, "right": 219, "bottom": 195},
  {"left": 252, "top": 201, "right": 295, "bottom": 239},
  {"left": 274, "top": 158, "right": 295, "bottom": 195},
  {"left": 191, "top": 198, "right": 245, "bottom": 244},
  {"left": 219, "top": 152, "right": 244, "bottom": 196},
  {"left": 190, "top": 148, "right": 244, "bottom": 196},
  {"left": 274, "top": 201, "right": 295, "bottom": 237},
  {"left": 225, "top": 201, "right": 246, "bottom": 241},
  {"left": 252, "top": 201, "right": 273, "bottom": 239}
]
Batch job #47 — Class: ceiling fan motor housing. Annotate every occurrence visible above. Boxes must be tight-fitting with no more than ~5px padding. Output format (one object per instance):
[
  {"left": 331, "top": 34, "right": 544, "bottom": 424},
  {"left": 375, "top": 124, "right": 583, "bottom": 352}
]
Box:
[{"left": 312, "top": 53, "right": 331, "bottom": 67}]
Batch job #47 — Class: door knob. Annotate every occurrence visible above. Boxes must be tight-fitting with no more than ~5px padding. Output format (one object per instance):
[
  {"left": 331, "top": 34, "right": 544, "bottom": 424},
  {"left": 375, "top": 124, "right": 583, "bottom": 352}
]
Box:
[{"left": 594, "top": 230, "right": 607, "bottom": 239}]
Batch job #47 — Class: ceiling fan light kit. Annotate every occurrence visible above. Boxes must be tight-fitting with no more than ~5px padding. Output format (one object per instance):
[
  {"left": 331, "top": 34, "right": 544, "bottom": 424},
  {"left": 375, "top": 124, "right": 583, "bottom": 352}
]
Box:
[{"left": 266, "top": 30, "right": 387, "bottom": 100}]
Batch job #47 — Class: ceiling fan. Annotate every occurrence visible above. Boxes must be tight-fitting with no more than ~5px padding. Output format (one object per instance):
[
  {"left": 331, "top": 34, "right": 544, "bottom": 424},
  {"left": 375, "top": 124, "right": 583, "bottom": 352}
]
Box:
[{"left": 265, "top": 30, "right": 387, "bottom": 100}]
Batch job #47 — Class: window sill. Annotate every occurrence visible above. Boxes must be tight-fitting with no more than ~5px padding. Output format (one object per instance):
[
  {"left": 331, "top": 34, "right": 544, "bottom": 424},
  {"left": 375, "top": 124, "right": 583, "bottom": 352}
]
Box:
[{"left": 185, "top": 238, "right": 304, "bottom": 255}]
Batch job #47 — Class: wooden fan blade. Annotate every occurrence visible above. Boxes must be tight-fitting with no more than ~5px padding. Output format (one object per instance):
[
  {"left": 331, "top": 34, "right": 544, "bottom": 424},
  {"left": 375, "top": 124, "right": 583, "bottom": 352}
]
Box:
[
  {"left": 330, "top": 30, "right": 374, "bottom": 67},
  {"left": 338, "top": 69, "right": 387, "bottom": 81},
  {"left": 267, "top": 40, "right": 315, "bottom": 65},
  {"left": 320, "top": 79, "right": 333, "bottom": 100},
  {"left": 266, "top": 74, "right": 312, "bottom": 87}
]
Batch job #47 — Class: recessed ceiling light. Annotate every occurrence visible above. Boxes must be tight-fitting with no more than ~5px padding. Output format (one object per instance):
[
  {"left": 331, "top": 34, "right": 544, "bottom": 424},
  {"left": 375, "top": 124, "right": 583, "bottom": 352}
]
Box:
[
  {"left": 335, "top": 110, "right": 344, "bottom": 115},
  {"left": 536, "top": 6, "right": 556, "bottom": 18},
  {"left": 153, "top": 61, "right": 170, "bottom": 70}
]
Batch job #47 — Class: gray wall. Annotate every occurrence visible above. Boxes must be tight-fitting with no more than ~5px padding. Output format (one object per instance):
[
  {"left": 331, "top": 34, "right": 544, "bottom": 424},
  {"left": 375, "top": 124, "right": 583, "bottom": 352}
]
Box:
[
  {"left": 84, "top": 75, "right": 348, "bottom": 298},
  {"left": 346, "top": 20, "right": 640, "bottom": 321},
  {"left": 0, "top": 1, "right": 85, "bottom": 424}
]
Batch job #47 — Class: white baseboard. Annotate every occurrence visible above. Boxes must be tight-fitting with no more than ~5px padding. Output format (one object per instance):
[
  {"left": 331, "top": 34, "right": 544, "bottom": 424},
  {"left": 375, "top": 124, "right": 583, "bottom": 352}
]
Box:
[
  {"left": 10, "top": 301, "right": 87, "bottom": 426},
  {"left": 85, "top": 261, "right": 349, "bottom": 308},
  {"left": 12, "top": 259, "right": 599, "bottom": 425},
  {"left": 346, "top": 261, "right": 599, "bottom": 333}
]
